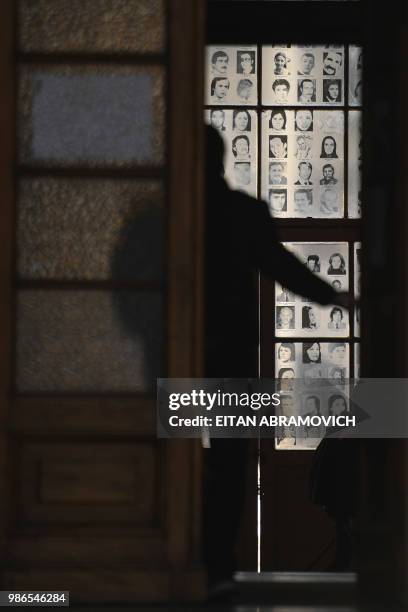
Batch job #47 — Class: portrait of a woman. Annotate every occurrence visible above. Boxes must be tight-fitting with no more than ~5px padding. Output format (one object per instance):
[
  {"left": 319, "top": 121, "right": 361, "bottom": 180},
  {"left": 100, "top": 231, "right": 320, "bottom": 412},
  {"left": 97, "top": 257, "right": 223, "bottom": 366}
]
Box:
[{"left": 320, "top": 136, "right": 338, "bottom": 159}]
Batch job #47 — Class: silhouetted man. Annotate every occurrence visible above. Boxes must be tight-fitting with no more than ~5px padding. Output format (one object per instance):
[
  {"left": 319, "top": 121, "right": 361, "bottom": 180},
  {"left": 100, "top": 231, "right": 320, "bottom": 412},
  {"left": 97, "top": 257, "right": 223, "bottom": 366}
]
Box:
[{"left": 203, "top": 126, "right": 347, "bottom": 592}]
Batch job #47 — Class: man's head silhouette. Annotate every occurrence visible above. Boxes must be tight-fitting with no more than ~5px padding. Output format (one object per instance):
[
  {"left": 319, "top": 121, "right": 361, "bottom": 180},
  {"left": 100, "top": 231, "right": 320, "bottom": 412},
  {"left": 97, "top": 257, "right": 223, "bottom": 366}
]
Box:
[{"left": 205, "top": 124, "right": 225, "bottom": 178}]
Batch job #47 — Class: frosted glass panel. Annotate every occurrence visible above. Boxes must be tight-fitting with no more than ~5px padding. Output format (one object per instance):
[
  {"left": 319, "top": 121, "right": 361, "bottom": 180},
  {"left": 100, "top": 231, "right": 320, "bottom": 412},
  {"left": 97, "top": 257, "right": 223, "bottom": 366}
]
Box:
[
  {"left": 348, "top": 110, "right": 362, "bottom": 218},
  {"left": 355, "top": 342, "right": 360, "bottom": 380},
  {"left": 17, "top": 178, "right": 163, "bottom": 281},
  {"left": 275, "top": 242, "right": 349, "bottom": 337},
  {"left": 205, "top": 46, "right": 258, "bottom": 106},
  {"left": 19, "top": 66, "right": 165, "bottom": 166},
  {"left": 349, "top": 46, "right": 363, "bottom": 106},
  {"left": 16, "top": 291, "right": 162, "bottom": 392},
  {"left": 205, "top": 109, "right": 258, "bottom": 196},
  {"left": 18, "top": 0, "right": 165, "bottom": 54},
  {"left": 262, "top": 110, "right": 344, "bottom": 217},
  {"left": 262, "top": 46, "right": 344, "bottom": 106}
]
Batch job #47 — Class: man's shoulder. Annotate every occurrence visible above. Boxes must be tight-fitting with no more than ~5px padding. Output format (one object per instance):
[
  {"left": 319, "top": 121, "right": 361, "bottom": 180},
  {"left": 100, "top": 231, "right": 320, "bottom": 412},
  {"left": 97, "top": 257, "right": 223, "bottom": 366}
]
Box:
[{"left": 233, "top": 189, "right": 269, "bottom": 214}]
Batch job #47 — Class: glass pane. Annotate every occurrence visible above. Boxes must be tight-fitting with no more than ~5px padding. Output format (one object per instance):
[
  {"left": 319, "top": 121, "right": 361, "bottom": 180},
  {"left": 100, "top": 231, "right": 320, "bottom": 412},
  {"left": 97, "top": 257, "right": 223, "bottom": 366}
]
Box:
[
  {"left": 349, "top": 46, "right": 363, "bottom": 106},
  {"left": 18, "top": 66, "right": 165, "bottom": 166},
  {"left": 354, "top": 342, "right": 360, "bottom": 379},
  {"left": 275, "top": 341, "right": 350, "bottom": 450},
  {"left": 262, "top": 45, "right": 344, "bottom": 106},
  {"left": 275, "top": 242, "right": 349, "bottom": 337},
  {"left": 17, "top": 178, "right": 164, "bottom": 281},
  {"left": 18, "top": 0, "right": 165, "bottom": 54},
  {"left": 205, "top": 46, "right": 258, "bottom": 106},
  {"left": 348, "top": 110, "right": 362, "bottom": 218},
  {"left": 16, "top": 291, "right": 163, "bottom": 392},
  {"left": 354, "top": 242, "right": 361, "bottom": 337},
  {"left": 205, "top": 109, "right": 258, "bottom": 197},
  {"left": 262, "top": 110, "right": 344, "bottom": 217}
]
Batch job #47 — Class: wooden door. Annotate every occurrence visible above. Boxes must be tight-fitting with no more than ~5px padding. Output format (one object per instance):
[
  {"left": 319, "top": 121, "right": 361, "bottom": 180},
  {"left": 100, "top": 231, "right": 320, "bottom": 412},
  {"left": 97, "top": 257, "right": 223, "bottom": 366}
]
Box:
[{"left": 0, "top": 0, "right": 206, "bottom": 603}]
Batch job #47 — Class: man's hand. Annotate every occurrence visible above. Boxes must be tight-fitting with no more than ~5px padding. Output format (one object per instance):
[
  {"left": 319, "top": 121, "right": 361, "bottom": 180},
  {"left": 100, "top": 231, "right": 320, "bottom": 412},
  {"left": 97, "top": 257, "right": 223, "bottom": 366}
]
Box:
[{"left": 332, "top": 291, "right": 359, "bottom": 311}]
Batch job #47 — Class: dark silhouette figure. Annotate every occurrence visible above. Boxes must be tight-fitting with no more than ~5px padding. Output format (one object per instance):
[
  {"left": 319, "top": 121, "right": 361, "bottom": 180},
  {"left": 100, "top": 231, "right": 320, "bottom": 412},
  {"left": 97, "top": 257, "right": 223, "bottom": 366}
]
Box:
[
  {"left": 203, "top": 126, "right": 346, "bottom": 587},
  {"left": 310, "top": 437, "right": 359, "bottom": 570}
]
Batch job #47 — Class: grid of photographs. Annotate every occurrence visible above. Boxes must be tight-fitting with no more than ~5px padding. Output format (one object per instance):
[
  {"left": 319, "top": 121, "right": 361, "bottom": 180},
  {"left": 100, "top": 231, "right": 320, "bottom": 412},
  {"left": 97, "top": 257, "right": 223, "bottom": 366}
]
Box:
[
  {"left": 275, "top": 341, "right": 350, "bottom": 450},
  {"left": 205, "top": 46, "right": 258, "bottom": 106},
  {"left": 262, "top": 46, "right": 345, "bottom": 107},
  {"left": 204, "top": 44, "right": 362, "bottom": 450},
  {"left": 205, "top": 108, "right": 258, "bottom": 196},
  {"left": 275, "top": 242, "right": 349, "bottom": 337},
  {"left": 262, "top": 110, "right": 344, "bottom": 217},
  {"left": 205, "top": 44, "right": 362, "bottom": 214}
]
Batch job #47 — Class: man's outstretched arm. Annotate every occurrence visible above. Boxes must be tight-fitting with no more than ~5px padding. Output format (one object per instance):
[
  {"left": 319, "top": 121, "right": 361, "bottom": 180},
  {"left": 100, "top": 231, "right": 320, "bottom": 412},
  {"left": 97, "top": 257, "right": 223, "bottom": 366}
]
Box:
[{"left": 252, "top": 200, "right": 344, "bottom": 307}]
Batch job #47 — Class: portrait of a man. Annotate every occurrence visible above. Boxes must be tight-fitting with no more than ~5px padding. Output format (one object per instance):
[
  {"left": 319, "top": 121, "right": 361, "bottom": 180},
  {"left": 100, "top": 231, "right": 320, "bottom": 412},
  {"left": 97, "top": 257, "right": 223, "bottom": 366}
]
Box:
[{"left": 211, "top": 50, "right": 229, "bottom": 75}]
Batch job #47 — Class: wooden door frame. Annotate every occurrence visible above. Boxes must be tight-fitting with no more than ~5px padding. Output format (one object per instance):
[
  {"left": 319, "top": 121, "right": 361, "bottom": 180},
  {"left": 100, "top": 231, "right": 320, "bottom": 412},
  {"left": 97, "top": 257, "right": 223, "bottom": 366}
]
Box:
[
  {"left": 167, "top": 0, "right": 206, "bottom": 597},
  {"left": 0, "top": 0, "right": 14, "bottom": 568}
]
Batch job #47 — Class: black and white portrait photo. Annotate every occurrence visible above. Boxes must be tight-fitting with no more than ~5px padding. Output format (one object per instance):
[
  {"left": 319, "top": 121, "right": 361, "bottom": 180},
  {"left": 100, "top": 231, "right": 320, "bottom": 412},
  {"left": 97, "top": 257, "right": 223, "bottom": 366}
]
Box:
[
  {"left": 272, "top": 79, "right": 290, "bottom": 104},
  {"left": 232, "top": 109, "right": 251, "bottom": 132},
  {"left": 276, "top": 305, "right": 295, "bottom": 330},
  {"left": 319, "top": 188, "right": 340, "bottom": 216},
  {"left": 327, "top": 252, "right": 347, "bottom": 275},
  {"left": 210, "top": 108, "right": 226, "bottom": 132},
  {"left": 328, "top": 307, "right": 346, "bottom": 330},
  {"left": 269, "top": 162, "right": 287, "bottom": 185},
  {"left": 237, "top": 50, "right": 255, "bottom": 75},
  {"left": 273, "top": 51, "right": 290, "bottom": 76},
  {"left": 211, "top": 49, "right": 230, "bottom": 75},
  {"left": 328, "top": 366, "right": 346, "bottom": 387},
  {"left": 303, "top": 342, "right": 322, "bottom": 364},
  {"left": 269, "top": 189, "right": 288, "bottom": 214},
  {"left": 277, "top": 342, "right": 296, "bottom": 363},
  {"left": 295, "top": 109, "right": 314, "bottom": 132},
  {"left": 320, "top": 163, "right": 338, "bottom": 185},
  {"left": 295, "top": 134, "right": 313, "bottom": 159},
  {"left": 298, "top": 52, "right": 315, "bottom": 76},
  {"left": 294, "top": 188, "right": 313, "bottom": 216},
  {"left": 302, "top": 305, "right": 320, "bottom": 330},
  {"left": 269, "top": 108, "right": 287, "bottom": 132},
  {"left": 323, "top": 79, "right": 342, "bottom": 103},
  {"left": 306, "top": 254, "right": 320, "bottom": 273},
  {"left": 234, "top": 162, "right": 251, "bottom": 186},
  {"left": 297, "top": 79, "right": 316, "bottom": 104},
  {"left": 328, "top": 394, "right": 348, "bottom": 416},
  {"left": 320, "top": 136, "right": 338, "bottom": 158},
  {"left": 211, "top": 76, "right": 230, "bottom": 102},
  {"left": 278, "top": 367, "right": 295, "bottom": 392},
  {"left": 276, "top": 287, "right": 295, "bottom": 303},
  {"left": 323, "top": 51, "right": 343, "bottom": 76},
  {"left": 269, "top": 135, "right": 288, "bottom": 159},
  {"left": 295, "top": 161, "right": 313, "bottom": 185},
  {"left": 329, "top": 342, "right": 347, "bottom": 366},
  {"left": 232, "top": 134, "right": 251, "bottom": 160},
  {"left": 237, "top": 78, "right": 254, "bottom": 102}
]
